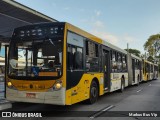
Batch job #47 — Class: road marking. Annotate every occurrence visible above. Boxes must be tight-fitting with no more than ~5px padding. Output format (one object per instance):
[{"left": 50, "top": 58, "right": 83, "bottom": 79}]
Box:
[
  {"left": 136, "top": 89, "right": 142, "bottom": 93},
  {"left": 89, "top": 105, "right": 114, "bottom": 119}
]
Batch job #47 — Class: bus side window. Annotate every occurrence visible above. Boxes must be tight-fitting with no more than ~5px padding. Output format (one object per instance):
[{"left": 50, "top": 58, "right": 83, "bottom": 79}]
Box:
[
  {"left": 74, "top": 47, "right": 83, "bottom": 69},
  {"left": 85, "top": 40, "right": 99, "bottom": 72},
  {"left": 111, "top": 51, "right": 116, "bottom": 72},
  {"left": 117, "top": 53, "right": 122, "bottom": 72},
  {"left": 122, "top": 55, "right": 127, "bottom": 72},
  {"left": 143, "top": 63, "right": 145, "bottom": 73},
  {"left": 135, "top": 60, "right": 138, "bottom": 70},
  {"left": 67, "top": 45, "right": 83, "bottom": 70},
  {"left": 110, "top": 50, "right": 112, "bottom": 72},
  {"left": 67, "top": 45, "right": 73, "bottom": 70}
]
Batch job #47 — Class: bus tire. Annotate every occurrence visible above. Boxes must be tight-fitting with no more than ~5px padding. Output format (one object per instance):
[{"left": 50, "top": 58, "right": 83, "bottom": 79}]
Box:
[
  {"left": 87, "top": 80, "right": 98, "bottom": 104},
  {"left": 120, "top": 78, "right": 125, "bottom": 92}
]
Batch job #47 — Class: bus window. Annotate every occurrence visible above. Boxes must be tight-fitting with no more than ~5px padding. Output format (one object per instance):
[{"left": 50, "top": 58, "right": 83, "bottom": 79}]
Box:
[
  {"left": 122, "top": 55, "right": 127, "bottom": 72},
  {"left": 135, "top": 60, "right": 139, "bottom": 70},
  {"left": 143, "top": 61, "right": 145, "bottom": 74},
  {"left": 110, "top": 50, "right": 112, "bottom": 61},
  {"left": 111, "top": 51, "right": 117, "bottom": 72},
  {"left": 67, "top": 45, "right": 83, "bottom": 70},
  {"left": 117, "top": 53, "right": 122, "bottom": 72},
  {"left": 67, "top": 45, "right": 73, "bottom": 70},
  {"left": 74, "top": 47, "right": 83, "bottom": 69},
  {"left": 151, "top": 65, "right": 153, "bottom": 72},
  {"left": 85, "top": 41, "right": 99, "bottom": 72}
]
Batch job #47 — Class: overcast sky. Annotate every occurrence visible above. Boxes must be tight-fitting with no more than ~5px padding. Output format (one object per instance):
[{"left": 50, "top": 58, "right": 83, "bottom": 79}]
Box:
[{"left": 15, "top": 0, "right": 160, "bottom": 54}]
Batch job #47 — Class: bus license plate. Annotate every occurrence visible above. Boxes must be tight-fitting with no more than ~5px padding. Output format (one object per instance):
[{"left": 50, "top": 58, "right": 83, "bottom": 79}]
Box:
[{"left": 26, "top": 93, "right": 36, "bottom": 98}]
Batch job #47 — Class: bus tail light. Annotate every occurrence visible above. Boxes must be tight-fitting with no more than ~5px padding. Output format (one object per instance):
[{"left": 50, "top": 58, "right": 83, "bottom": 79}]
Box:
[{"left": 53, "top": 80, "right": 62, "bottom": 91}]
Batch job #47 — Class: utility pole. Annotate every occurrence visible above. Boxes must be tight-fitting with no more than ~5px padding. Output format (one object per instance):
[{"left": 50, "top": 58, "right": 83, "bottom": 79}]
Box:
[{"left": 127, "top": 43, "right": 129, "bottom": 52}]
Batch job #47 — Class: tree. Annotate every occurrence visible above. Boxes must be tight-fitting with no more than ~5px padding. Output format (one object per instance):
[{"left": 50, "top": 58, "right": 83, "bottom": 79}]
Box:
[
  {"left": 124, "top": 48, "right": 141, "bottom": 57},
  {"left": 144, "top": 34, "right": 160, "bottom": 57},
  {"left": 147, "top": 56, "right": 154, "bottom": 62}
]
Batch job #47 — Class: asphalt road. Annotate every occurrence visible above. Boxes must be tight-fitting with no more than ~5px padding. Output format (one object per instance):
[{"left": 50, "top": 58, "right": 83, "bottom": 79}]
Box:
[{"left": 1, "top": 79, "right": 160, "bottom": 120}]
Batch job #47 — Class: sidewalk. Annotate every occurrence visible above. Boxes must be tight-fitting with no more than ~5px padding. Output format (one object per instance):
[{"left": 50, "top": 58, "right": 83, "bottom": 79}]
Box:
[{"left": 0, "top": 81, "right": 12, "bottom": 111}]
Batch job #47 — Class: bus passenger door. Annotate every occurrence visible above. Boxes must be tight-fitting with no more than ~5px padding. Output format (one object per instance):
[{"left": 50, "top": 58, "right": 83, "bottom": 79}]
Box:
[{"left": 103, "top": 49, "right": 110, "bottom": 91}]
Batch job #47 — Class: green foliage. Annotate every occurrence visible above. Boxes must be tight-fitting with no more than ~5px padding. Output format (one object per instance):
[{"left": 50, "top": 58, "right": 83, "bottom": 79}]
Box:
[
  {"left": 124, "top": 48, "right": 141, "bottom": 57},
  {"left": 144, "top": 34, "right": 160, "bottom": 57},
  {"left": 147, "top": 56, "right": 154, "bottom": 62}
]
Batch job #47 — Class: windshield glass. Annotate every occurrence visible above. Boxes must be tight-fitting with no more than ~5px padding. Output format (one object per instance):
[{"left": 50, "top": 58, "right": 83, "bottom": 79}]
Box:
[{"left": 8, "top": 38, "right": 63, "bottom": 79}]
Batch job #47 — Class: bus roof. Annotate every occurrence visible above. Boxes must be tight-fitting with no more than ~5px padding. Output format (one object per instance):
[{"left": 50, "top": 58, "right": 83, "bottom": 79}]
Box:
[
  {"left": 143, "top": 59, "right": 152, "bottom": 64},
  {"left": 12, "top": 22, "right": 133, "bottom": 55},
  {"left": 131, "top": 54, "right": 142, "bottom": 61},
  {"left": 66, "top": 22, "right": 128, "bottom": 54}
]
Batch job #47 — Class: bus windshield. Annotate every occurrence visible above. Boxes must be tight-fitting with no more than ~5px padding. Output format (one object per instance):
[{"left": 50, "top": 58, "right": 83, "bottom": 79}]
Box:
[{"left": 8, "top": 37, "right": 63, "bottom": 79}]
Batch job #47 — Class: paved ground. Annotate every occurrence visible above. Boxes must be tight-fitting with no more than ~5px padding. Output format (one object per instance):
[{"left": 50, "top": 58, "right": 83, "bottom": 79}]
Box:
[
  {"left": 1, "top": 79, "right": 160, "bottom": 120},
  {"left": 0, "top": 82, "right": 4, "bottom": 99}
]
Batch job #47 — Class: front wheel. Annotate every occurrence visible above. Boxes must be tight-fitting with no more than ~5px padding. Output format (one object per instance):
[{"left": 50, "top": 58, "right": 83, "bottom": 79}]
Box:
[{"left": 86, "top": 80, "right": 98, "bottom": 104}]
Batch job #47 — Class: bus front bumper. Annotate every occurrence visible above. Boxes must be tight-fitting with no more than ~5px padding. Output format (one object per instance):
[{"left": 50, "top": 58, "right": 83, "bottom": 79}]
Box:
[{"left": 6, "top": 87, "right": 66, "bottom": 105}]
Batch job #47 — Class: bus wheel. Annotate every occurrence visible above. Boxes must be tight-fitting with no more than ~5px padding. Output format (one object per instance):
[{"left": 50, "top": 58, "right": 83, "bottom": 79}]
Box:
[
  {"left": 87, "top": 80, "right": 98, "bottom": 104},
  {"left": 120, "top": 78, "right": 125, "bottom": 92}
]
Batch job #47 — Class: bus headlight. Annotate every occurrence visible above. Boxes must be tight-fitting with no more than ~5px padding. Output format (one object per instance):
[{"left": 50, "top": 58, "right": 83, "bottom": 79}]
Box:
[
  {"left": 53, "top": 80, "right": 62, "bottom": 90},
  {"left": 6, "top": 78, "right": 17, "bottom": 90},
  {"left": 7, "top": 82, "right": 12, "bottom": 87}
]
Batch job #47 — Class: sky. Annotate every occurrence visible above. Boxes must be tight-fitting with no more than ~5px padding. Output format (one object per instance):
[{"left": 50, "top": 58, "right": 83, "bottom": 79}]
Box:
[{"left": 14, "top": 0, "right": 160, "bottom": 54}]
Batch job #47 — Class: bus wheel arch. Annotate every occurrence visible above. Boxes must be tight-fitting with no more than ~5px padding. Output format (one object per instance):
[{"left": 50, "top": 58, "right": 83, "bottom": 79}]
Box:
[
  {"left": 87, "top": 77, "right": 99, "bottom": 104},
  {"left": 92, "top": 77, "right": 99, "bottom": 95}
]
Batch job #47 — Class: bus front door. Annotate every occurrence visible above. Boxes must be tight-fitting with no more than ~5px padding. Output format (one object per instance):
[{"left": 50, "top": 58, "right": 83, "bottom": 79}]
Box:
[{"left": 103, "top": 50, "right": 110, "bottom": 91}]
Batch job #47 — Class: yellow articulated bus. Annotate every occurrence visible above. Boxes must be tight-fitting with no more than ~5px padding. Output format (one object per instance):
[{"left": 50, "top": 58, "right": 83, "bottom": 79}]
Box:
[
  {"left": 5, "top": 22, "right": 158, "bottom": 105},
  {"left": 142, "top": 60, "right": 155, "bottom": 81}
]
